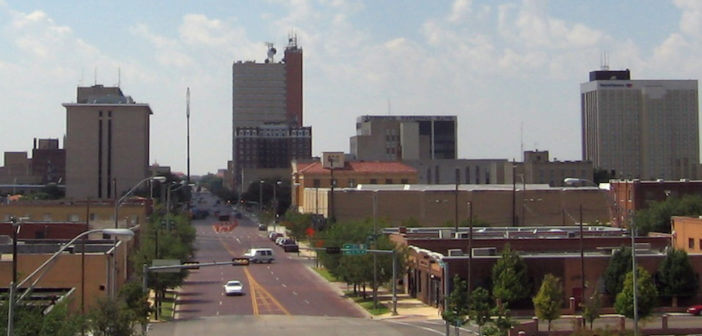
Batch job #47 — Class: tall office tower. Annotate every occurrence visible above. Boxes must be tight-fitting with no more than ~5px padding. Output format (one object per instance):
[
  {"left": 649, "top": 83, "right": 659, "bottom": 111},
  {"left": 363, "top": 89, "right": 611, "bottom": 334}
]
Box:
[
  {"left": 232, "top": 35, "right": 310, "bottom": 190},
  {"left": 350, "top": 115, "right": 457, "bottom": 161},
  {"left": 64, "top": 85, "right": 151, "bottom": 199},
  {"left": 581, "top": 69, "right": 699, "bottom": 180}
]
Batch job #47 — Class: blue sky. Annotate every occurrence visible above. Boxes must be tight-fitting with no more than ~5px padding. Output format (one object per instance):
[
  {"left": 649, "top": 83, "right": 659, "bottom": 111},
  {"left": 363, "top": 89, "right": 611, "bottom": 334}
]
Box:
[{"left": 1, "top": 0, "right": 701, "bottom": 175}]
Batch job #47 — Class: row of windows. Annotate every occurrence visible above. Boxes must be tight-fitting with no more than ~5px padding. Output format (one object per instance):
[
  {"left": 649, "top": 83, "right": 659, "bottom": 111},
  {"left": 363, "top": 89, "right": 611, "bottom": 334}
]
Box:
[
  {"left": 688, "top": 238, "right": 702, "bottom": 250},
  {"left": 2, "top": 214, "right": 140, "bottom": 223},
  {"left": 311, "top": 178, "right": 409, "bottom": 187},
  {"left": 236, "top": 129, "right": 310, "bottom": 137}
]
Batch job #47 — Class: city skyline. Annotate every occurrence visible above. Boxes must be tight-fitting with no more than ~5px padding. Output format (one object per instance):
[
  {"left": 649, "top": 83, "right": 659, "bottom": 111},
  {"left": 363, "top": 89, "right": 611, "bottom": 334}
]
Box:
[{"left": 1, "top": 0, "right": 701, "bottom": 175}]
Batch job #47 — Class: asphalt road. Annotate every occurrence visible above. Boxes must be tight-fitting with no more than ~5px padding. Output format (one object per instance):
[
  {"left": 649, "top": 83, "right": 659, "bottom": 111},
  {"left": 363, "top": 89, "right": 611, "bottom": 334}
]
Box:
[{"left": 172, "top": 192, "right": 365, "bottom": 319}]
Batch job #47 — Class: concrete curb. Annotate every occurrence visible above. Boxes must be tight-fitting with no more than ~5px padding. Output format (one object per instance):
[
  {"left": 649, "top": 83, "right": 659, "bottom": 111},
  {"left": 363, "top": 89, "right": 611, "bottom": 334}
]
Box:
[{"left": 303, "top": 264, "right": 373, "bottom": 319}]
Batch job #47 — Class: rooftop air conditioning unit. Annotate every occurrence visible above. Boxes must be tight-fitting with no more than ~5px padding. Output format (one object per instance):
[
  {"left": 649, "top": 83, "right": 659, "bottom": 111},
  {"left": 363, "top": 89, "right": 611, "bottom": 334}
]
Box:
[
  {"left": 448, "top": 249, "right": 463, "bottom": 256},
  {"left": 439, "top": 229, "right": 453, "bottom": 239},
  {"left": 472, "top": 247, "right": 497, "bottom": 257}
]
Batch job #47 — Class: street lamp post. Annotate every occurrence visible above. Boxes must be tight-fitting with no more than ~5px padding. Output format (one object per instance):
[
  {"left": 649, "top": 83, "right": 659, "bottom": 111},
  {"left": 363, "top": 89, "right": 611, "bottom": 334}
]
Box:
[
  {"left": 258, "top": 180, "right": 264, "bottom": 214},
  {"left": 114, "top": 176, "right": 166, "bottom": 229},
  {"left": 631, "top": 214, "right": 639, "bottom": 336},
  {"left": 273, "top": 180, "right": 282, "bottom": 230},
  {"left": 7, "top": 228, "right": 134, "bottom": 336}
]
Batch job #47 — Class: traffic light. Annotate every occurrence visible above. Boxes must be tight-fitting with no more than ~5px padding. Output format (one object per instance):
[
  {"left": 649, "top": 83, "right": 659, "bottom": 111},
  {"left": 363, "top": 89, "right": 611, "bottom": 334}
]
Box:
[{"left": 325, "top": 246, "right": 341, "bottom": 254}]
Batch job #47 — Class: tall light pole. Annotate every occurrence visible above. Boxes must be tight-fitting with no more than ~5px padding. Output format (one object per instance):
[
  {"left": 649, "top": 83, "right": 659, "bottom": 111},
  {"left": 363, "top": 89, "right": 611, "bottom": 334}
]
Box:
[
  {"left": 7, "top": 228, "right": 134, "bottom": 336},
  {"left": 631, "top": 212, "right": 639, "bottom": 336},
  {"left": 114, "top": 176, "right": 166, "bottom": 229},
  {"left": 186, "top": 88, "right": 191, "bottom": 213},
  {"left": 259, "top": 180, "right": 264, "bottom": 214},
  {"left": 372, "top": 191, "right": 378, "bottom": 309},
  {"left": 328, "top": 156, "right": 336, "bottom": 222},
  {"left": 273, "top": 180, "right": 282, "bottom": 230},
  {"left": 467, "top": 201, "right": 473, "bottom": 294},
  {"left": 454, "top": 169, "right": 459, "bottom": 236}
]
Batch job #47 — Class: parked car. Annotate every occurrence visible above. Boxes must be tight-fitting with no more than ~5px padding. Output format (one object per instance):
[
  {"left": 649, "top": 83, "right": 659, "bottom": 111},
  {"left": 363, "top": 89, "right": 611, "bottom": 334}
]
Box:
[
  {"left": 687, "top": 304, "right": 702, "bottom": 315},
  {"left": 258, "top": 224, "right": 267, "bottom": 231},
  {"left": 244, "top": 248, "right": 274, "bottom": 263},
  {"left": 280, "top": 238, "right": 299, "bottom": 252},
  {"left": 275, "top": 236, "right": 287, "bottom": 246},
  {"left": 268, "top": 232, "right": 283, "bottom": 241},
  {"left": 224, "top": 280, "right": 244, "bottom": 296}
]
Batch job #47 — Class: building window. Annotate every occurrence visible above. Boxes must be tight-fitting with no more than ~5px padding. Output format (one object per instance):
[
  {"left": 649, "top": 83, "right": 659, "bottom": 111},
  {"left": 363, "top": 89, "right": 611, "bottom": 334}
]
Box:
[
  {"left": 90, "top": 213, "right": 96, "bottom": 221},
  {"left": 689, "top": 238, "right": 695, "bottom": 249},
  {"left": 348, "top": 179, "right": 356, "bottom": 187},
  {"left": 370, "top": 179, "right": 378, "bottom": 184},
  {"left": 43, "top": 214, "right": 52, "bottom": 221},
  {"left": 68, "top": 214, "right": 80, "bottom": 222},
  {"left": 385, "top": 179, "right": 393, "bottom": 184},
  {"left": 401, "top": 179, "right": 408, "bottom": 184}
]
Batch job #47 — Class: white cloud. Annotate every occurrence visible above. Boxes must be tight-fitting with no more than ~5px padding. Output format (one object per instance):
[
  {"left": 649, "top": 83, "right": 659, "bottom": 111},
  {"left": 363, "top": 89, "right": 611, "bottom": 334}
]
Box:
[{"left": 448, "top": 0, "right": 472, "bottom": 23}]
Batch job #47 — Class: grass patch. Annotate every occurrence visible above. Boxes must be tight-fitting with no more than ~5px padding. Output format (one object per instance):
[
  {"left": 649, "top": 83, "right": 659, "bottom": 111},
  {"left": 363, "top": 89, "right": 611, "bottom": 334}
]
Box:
[
  {"left": 158, "top": 291, "right": 176, "bottom": 321},
  {"left": 313, "top": 267, "right": 339, "bottom": 282},
  {"left": 346, "top": 292, "right": 390, "bottom": 316}
]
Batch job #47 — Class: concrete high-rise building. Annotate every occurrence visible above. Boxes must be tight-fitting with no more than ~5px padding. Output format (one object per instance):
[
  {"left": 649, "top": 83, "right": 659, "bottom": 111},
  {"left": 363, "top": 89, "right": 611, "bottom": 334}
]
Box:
[
  {"left": 232, "top": 35, "right": 310, "bottom": 190},
  {"left": 581, "top": 69, "right": 699, "bottom": 180},
  {"left": 350, "top": 115, "right": 457, "bottom": 161},
  {"left": 64, "top": 85, "right": 151, "bottom": 199}
]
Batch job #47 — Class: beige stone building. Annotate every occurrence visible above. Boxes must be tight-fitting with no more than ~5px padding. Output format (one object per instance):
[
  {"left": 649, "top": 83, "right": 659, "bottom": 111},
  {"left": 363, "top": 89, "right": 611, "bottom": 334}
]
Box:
[
  {"left": 0, "top": 199, "right": 151, "bottom": 236},
  {"left": 64, "top": 85, "right": 151, "bottom": 200},
  {"left": 508, "top": 150, "right": 594, "bottom": 187},
  {"left": 302, "top": 184, "right": 610, "bottom": 227}
]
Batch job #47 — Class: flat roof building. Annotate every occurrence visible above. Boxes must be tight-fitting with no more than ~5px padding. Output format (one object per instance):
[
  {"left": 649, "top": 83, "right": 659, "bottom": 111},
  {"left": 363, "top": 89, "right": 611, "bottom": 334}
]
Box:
[
  {"left": 581, "top": 69, "right": 699, "bottom": 180},
  {"left": 63, "top": 85, "right": 152, "bottom": 200}
]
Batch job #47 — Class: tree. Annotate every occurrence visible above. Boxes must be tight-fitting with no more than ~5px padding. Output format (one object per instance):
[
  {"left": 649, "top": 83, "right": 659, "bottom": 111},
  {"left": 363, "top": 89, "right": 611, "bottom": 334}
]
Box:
[
  {"left": 469, "top": 287, "right": 492, "bottom": 336},
  {"left": 656, "top": 248, "right": 699, "bottom": 307},
  {"left": 634, "top": 194, "right": 702, "bottom": 235},
  {"left": 88, "top": 297, "right": 138, "bottom": 336},
  {"left": 614, "top": 266, "right": 658, "bottom": 320},
  {"left": 483, "top": 303, "right": 513, "bottom": 336},
  {"left": 317, "top": 219, "right": 406, "bottom": 299},
  {"left": 492, "top": 244, "right": 530, "bottom": 306},
  {"left": 581, "top": 289, "right": 602, "bottom": 330},
  {"left": 532, "top": 274, "right": 564, "bottom": 332},
  {"left": 603, "top": 247, "right": 632, "bottom": 295},
  {"left": 443, "top": 275, "right": 470, "bottom": 335}
]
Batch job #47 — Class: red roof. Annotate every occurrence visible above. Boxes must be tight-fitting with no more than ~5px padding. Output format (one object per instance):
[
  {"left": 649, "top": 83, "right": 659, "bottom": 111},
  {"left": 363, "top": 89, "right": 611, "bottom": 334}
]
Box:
[{"left": 296, "top": 161, "right": 416, "bottom": 175}]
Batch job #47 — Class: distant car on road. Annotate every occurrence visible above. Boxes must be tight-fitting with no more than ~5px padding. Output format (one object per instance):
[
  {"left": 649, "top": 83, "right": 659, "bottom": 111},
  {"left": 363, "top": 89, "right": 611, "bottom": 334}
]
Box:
[
  {"left": 244, "top": 248, "right": 274, "bottom": 263},
  {"left": 688, "top": 304, "right": 702, "bottom": 315},
  {"left": 268, "top": 232, "right": 283, "bottom": 241},
  {"left": 224, "top": 280, "right": 244, "bottom": 296},
  {"left": 258, "top": 224, "right": 267, "bottom": 231},
  {"left": 280, "top": 238, "right": 299, "bottom": 252},
  {"left": 275, "top": 236, "right": 287, "bottom": 246}
]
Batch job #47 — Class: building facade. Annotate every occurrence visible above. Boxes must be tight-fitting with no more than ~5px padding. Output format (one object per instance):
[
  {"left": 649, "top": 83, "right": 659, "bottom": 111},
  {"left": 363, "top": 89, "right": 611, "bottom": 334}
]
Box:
[
  {"left": 31, "top": 138, "right": 65, "bottom": 184},
  {"left": 610, "top": 179, "right": 702, "bottom": 227},
  {"left": 64, "top": 85, "right": 151, "bottom": 200},
  {"left": 581, "top": 69, "right": 699, "bottom": 180},
  {"left": 350, "top": 115, "right": 457, "bottom": 161},
  {"left": 404, "top": 159, "right": 508, "bottom": 185},
  {"left": 508, "top": 150, "right": 594, "bottom": 187},
  {"left": 231, "top": 36, "right": 310, "bottom": 191}
]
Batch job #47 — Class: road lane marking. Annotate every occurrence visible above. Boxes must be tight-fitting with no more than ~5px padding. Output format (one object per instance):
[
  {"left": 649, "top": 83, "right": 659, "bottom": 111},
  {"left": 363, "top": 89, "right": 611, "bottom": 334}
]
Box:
[
  {"left": 385, "top": 320, "right": 444, "bottom": 335},
  {"left": 244, "top": 267, "right": 290, "bottom": 316},
  {"left": 304, "top": 299, "right": 309, "bottom": 304},
  {"left": 281, "top": 283, "right": 286, "bottom": 288},
  {"left": 292, "top": 291, "right": 297, "bottom": 296},
  {"left": 219, "top": 301, "right": 222, "bottom": 305}
]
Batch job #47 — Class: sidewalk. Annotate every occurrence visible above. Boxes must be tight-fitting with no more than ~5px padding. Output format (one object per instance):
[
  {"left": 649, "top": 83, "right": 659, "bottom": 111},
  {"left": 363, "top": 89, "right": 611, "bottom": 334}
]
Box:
[{"left": 294, "top": 238, "right": 441, "bottom": 321}]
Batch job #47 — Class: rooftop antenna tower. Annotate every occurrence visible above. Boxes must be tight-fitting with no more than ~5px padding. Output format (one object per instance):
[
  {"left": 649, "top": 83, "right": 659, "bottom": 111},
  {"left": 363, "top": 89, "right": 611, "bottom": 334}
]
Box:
[
  {"left": 265, "top": 42, "right": 276, "bottom": 63},
  {"left": 117, "top": 67, "right": 121, "bottom": 88},
  {"left": 93, "top": 67, "right": 97, "bottom": 85},
  {"left": 600, "top": 51, "right": 609, "bottom": 70},
  {"left": 520, "top": 122, "right": 524, "bottom": 161}
]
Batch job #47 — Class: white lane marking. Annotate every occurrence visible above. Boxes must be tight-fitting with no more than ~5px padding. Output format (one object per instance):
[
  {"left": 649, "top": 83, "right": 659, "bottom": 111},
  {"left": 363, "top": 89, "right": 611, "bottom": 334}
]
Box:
[
  {"left": 386, "top": 320, "right": 444, "bottom": 335},
  {"left": 236, "top": 238, "right": 241, "bottom": 243},
  {"left": 292, "top": 291, "right": 298, "bottom": 296},
  {"left": 216, "top": 311, "right": 220, "bottom": 316},
  {"left": 219, "top": 301, "right": 222, "bottom": 306},
  {"left": 281, "top": 283, "right": 287, "bottom": 288},
  {"left": 275, "top": 276, "right": 279, "bottom": 280},
  {"left": 304, "top": 299, "right": 310, "bottom": 304}
]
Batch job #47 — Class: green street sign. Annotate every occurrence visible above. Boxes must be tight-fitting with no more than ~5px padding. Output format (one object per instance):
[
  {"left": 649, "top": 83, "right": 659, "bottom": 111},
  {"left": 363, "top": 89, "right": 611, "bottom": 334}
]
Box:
[{"left": 342, "top": 243, "right": 367, "bottom": 255}]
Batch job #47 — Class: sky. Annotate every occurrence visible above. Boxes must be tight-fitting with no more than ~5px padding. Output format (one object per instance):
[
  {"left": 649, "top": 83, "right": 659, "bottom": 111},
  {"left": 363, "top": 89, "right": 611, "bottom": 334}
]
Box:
[{"left": 1, "top": 0, "right": 701, "bottom": 176}]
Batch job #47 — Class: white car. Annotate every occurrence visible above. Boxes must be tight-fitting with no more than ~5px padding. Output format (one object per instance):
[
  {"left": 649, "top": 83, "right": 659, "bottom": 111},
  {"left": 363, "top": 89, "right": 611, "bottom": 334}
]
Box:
[{"left": 224, "top": 280, "right": 244, "bottom": 296}]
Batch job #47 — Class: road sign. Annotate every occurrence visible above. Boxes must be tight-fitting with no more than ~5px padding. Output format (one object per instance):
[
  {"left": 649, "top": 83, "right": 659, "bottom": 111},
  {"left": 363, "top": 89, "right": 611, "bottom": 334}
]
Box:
[{"left": 342, "top": 243, "right": 367, "bottom": 255}]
